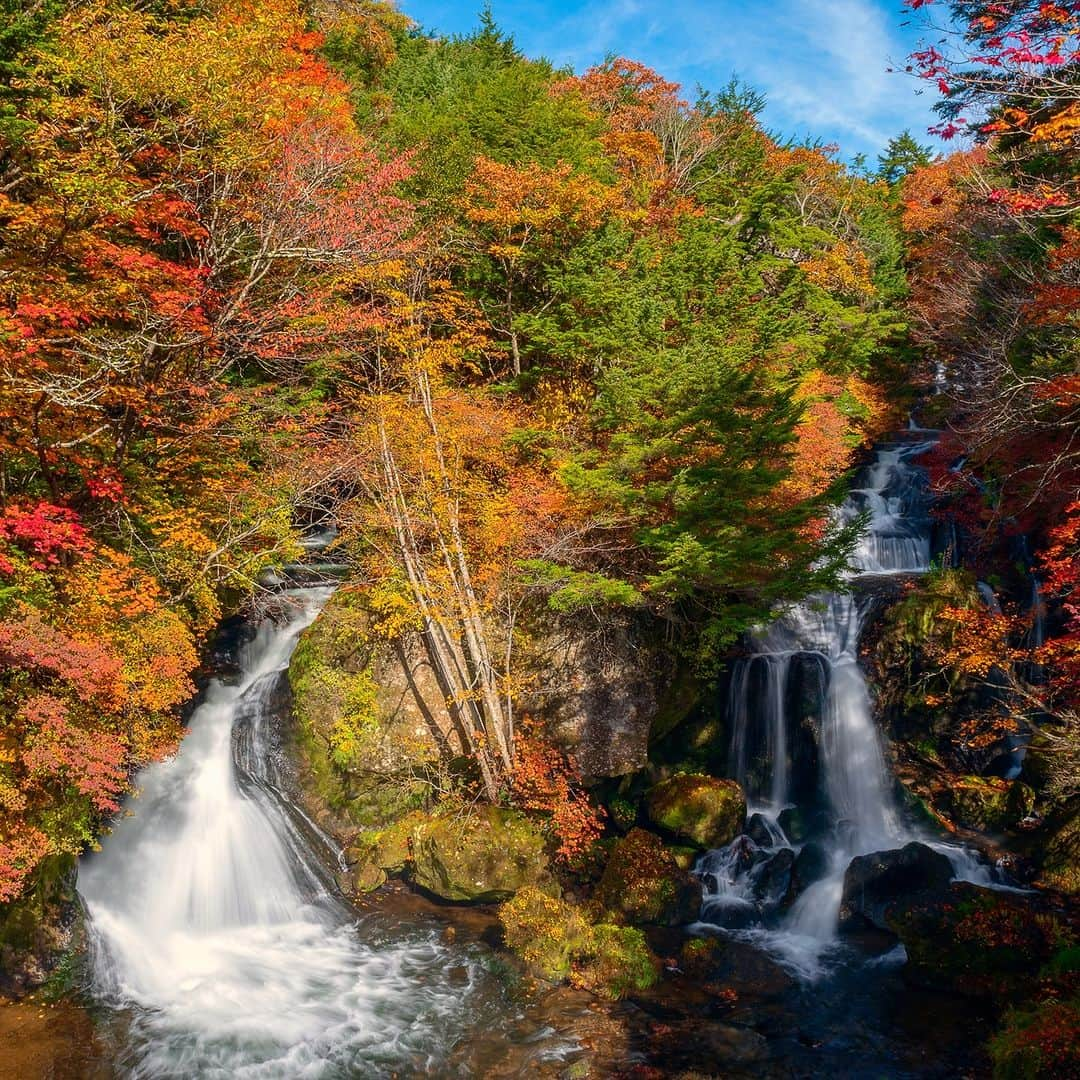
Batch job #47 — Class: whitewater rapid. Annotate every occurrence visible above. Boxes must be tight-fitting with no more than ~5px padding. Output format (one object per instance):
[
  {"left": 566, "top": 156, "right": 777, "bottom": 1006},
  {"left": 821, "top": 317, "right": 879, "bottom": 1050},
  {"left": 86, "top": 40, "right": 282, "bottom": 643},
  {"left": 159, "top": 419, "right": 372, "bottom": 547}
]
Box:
[{"left": 79, "top": 589, "right": 489, "bottom": 1078}]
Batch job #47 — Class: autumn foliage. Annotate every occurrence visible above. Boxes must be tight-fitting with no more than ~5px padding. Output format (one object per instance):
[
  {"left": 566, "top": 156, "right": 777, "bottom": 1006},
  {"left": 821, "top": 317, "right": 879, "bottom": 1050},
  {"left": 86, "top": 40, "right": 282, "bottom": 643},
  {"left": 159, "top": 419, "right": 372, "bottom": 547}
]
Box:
[{"left": 1, "top": 1, "right": 910, "bottom": 903}]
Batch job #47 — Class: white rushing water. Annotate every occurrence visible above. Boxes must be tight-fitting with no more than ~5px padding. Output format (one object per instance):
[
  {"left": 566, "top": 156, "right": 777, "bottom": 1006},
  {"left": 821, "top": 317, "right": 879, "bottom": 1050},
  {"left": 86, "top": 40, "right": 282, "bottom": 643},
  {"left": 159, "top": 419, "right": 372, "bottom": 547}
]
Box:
[
  {"left": 79, "top": 588, "right": 491, "bottom": 1078},
  {"left": 698, "top": 435, "right": 1002, "bottom": 978}
]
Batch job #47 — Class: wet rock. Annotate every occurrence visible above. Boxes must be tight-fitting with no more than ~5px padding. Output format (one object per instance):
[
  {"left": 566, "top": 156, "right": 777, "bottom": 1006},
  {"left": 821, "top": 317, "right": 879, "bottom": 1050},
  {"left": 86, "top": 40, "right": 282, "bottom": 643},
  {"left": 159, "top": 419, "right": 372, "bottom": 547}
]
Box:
[
  {"left": 776, "top": 806, "right": 815, "bottom": 843},
  {"left": 694, "top": 1023, "right": 769, "bottom": 1065},
  {"left": 885, "top": 881, "right": 1069, "bottom": 999},
  {"left": 790, "top": 840, "right": 829, "bottom": 900},
  {"left": 596, "top": 829, "right": 702, "bottom": 926},
  {"left": 645, "top": 774, "right": 746, "bottom": 850},
  {"left": 745, "top": 812, "right": 776, "bottom": 847},
  {"left": 838, "top": 841, "right": 954, "bottom": 933},
  {"left": 751, "top": 847, "right": 795, "bottom": 904},
  {"left": 409, "top": 805, "right": 549, "bottom": 903}
]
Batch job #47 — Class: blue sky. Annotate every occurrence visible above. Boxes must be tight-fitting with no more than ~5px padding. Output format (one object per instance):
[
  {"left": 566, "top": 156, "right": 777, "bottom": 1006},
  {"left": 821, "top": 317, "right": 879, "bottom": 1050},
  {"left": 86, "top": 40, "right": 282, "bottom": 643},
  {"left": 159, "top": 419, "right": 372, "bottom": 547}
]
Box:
[{"left": 399, "top": 1, "right": 942, "bottom": 161}]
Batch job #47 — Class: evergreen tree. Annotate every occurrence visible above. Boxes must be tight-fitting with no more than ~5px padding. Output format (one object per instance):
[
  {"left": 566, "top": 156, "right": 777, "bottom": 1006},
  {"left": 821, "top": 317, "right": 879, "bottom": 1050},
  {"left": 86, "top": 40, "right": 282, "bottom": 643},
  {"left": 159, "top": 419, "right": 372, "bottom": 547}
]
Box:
[{"left": 876, "top": 130, "right": 934, "bottom": 186}]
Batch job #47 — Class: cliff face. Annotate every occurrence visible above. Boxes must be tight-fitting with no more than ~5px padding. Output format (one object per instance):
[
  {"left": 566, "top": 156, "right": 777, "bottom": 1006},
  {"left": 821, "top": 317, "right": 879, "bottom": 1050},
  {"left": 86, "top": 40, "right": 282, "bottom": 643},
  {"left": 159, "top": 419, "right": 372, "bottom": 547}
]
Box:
[{"left": 288, "top": 591, "right": 698, "bottom": 816}]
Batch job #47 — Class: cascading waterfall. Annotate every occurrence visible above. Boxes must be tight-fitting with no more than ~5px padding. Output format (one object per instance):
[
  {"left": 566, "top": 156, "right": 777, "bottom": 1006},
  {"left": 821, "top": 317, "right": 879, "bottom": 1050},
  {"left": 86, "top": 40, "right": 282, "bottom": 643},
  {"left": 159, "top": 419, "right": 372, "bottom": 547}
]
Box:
[
  {"left": 698, "top": 433, "right": 997, "bottom": 976},
  {"left": 78, "top": 584, "right": 525, "bottom": 1078}
]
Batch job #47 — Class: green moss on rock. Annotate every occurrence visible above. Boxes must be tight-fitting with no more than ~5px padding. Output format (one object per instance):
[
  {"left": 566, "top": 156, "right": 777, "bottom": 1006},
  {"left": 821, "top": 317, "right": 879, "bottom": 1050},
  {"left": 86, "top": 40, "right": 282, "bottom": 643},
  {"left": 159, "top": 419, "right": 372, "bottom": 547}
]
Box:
[
  {"left": 409, "top": 805, "right": 549, "bottom": 902},
  {"left": 645, "top": 774, "right": 745, "bottom": 849},
  {"left": 886, "top": 882, "right": 1072, "bottom": 1000},
  {"left": 596, "top": 828, "right": 701, "bottom": 926},
  {"left": 498, "top": 885, "right": 658, "bottom": 999},
  {"left": 577, "top": 924, "right": 658, "bottom": 1000},
  {"left": 288, "top": 588, "right": 439, "bottom": 830},
  {"left": 946, "top": 777, "right": 1035, "bottom": 833},
  {"left": 499, "top": 886, "right": 591, "bottom": 981},
  {"left": 1033, "top": 803, "right": 1080, "bottom": 895}
]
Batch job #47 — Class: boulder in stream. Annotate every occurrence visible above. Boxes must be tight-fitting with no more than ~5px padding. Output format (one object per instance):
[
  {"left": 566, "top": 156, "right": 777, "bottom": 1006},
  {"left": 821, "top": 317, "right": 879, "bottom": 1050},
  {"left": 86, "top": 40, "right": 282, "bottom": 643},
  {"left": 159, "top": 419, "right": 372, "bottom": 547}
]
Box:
[
  {"left": 409, "top": 806, "right": 549, "bottom": 903},
  {"left": 789, "top": 840, "right": 830, "bottom": 900},
  {"left": 944, "top": 776, "right": 1036, "bottom": 833},
  {"left": 645, "top": 774, "right": 746, "bottom": 849},
  {"left": 751, "top": 847, "right": 795, "bottom": 904},
  {"left": 838, "top": 841, "right": 953, "bottom": 932}
]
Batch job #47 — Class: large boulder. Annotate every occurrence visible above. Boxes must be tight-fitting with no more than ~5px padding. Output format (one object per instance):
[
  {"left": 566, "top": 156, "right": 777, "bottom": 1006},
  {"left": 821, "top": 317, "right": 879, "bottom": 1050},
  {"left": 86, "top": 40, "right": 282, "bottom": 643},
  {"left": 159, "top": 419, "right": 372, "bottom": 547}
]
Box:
[
  {"left": 838, "top": 841, "right": 954, "bottom": 933},
  {"left": 645, "top": 774, "right": 746, "bottom": 850},
  {"left": 409, "top": 806, "right": 549, "bottom": 903},
  {"left": 790, "top": 840, "right": 830, "bottom": 900},
  {"left": 530, "top": 613, "right": 698, "bottom": 780},
  {"left": 596, "top": 829, "right": 702, "bottom": 926}
]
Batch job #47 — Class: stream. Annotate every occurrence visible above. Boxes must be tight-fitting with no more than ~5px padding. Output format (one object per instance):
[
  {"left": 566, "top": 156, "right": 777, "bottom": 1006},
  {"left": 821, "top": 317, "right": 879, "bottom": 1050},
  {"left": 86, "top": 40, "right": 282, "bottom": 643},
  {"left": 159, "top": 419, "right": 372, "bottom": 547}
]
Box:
[{"left": 58, "top": 430, "right": 1008, "bottom": 1078}]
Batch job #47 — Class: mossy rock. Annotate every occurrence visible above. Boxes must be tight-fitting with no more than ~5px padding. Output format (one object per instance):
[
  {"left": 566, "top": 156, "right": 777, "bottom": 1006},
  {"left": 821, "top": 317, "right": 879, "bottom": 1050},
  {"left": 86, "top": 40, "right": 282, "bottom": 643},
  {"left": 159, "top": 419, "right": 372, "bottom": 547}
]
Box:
[
  {"left": 596, "top": 828, "right": 701, "bottom": 926},
  {"left": 1033, "top": 802, "right": 1080, "bottom": 894},
  {"left": 345, "top": 810, "right": 433, "bottom": 893},
  {"left": 645, "top": 774, "right": 745, "bottom": 849},
  {"left": 350, "top": 863, "right": 387, "bottom": 894},
  {"left": 885, "top": 882, "right": 1072, "bottom": 1000},
  {"left": 575, "top": 923, "right": 658, "bottom": 1000},
  {"left": 989, "top": 995, "right": 1080, "bottom": 1080},
  {"left": 409, "top": 805, "right": 549, "bottom": 903},
  {"left": 499, "top": 885, "right": 658, "bottom": 999},
  {"left": 0, "top": 854, "right": 80, "bottom": 998},
  {"left": 679, "top": 936, "right": 723, "bottom": 978},
  {"left": 499, "top": 886, "right": 591, "bottom": 981},
  {"left": 946, "top": 776, "right": 1035, "bottom": 833},
  {"left": 288, "top": 588, "right": 440, "bottom": 830}
]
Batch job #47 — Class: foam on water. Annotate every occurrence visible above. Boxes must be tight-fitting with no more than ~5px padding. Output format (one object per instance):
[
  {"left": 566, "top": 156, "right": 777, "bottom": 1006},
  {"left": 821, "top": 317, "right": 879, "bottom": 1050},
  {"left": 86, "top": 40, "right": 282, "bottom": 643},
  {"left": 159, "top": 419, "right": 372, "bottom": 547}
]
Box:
[{"left": 79, "top": 588, "right": 515, "bottom": 1077}]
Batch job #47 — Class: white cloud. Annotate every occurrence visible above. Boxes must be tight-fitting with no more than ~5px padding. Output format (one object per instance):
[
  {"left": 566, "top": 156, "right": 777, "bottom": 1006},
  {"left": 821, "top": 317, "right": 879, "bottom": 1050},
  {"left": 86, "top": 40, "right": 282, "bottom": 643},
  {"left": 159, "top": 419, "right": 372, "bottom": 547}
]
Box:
[{"left": 495, "top": 0, "right": 935, "bottom": 156}]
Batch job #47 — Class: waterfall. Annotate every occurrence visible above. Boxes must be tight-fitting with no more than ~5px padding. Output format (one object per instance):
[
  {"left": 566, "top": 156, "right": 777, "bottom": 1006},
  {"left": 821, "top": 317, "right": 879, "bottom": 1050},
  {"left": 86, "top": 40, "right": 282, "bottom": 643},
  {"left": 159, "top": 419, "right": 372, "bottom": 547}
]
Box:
[
  {"left": 700, "top": 434, "right": 998, "bottom": 975},
  {"left": 78, "top": 587, "right": 494, "bottom": 1077}
]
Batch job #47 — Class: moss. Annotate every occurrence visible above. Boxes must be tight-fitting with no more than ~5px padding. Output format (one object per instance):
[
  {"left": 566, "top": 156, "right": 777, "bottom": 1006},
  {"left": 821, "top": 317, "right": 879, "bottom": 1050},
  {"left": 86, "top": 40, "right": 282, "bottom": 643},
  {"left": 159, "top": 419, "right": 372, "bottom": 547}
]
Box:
[
  {"left": 607, "top": 796, "right": 638, "bottom": 833},
  {"left": 645, "top": 774, "right": 745, "bottom": 849},
  {"left": 669, "top": 845, "right": 700, "bottom": 871},
  {"left": 1034, "top": 803, "right": 1080, "bottom": 894},
  {"left": 499, "top": 886, "right": 591, "bottom": 981},
  {"left": 575, "top": 924, "right": 658, "bottom": 1000},
  {"left": 595, "top": 828, "right": 700, "bottom": 926},
  {"left": 679, "top": 936, "right": 722, "bottom": 978},
  {"left": 499, "top": 885, "right": 658, "bottom": 1000},
  {"left": 0, "top": 854, "right": 79, "bottom": 997},
  {"left": 409, "top": 805, "right": 549, "bottom": 902},
  {"left": 288, "top": 589, "right": 438, "bottom": 830},
  {"left": 948, "top": 777, "right": 1035, "bottom": 833},
  {"left": 988, "top": 997, "right": 1080, "bottom": 1080}
]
